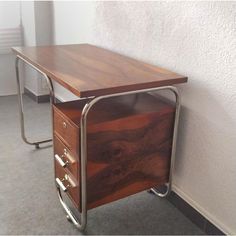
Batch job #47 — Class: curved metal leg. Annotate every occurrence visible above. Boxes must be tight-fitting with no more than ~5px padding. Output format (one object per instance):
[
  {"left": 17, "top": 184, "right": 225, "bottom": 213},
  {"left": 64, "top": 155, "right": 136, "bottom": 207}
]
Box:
[
  {"left": 55, "top": 97, "right": 92, "bottom": 231},
  {"left": 15, "top": 56, "right": 54, "bottom": 149},
  {"left": 55, "top": 85, "right": 180, "bottom": 230},
  {"left": 149, "top": 87, "right": 181, "bottom": 198},
  {"left": 57, "top": 186, "right": 83, "bottom": 227},
  {"left": 149, "top": 183, "right": 170, "bottom": 197}
]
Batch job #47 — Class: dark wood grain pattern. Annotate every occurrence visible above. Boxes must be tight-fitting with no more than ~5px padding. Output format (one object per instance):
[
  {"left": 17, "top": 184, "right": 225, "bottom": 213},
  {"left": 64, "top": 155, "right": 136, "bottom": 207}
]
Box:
[
  {"left": 12, "top": 44, "right": 187, "bottom": 97},
  {"left": 54, "top": 93, "right": 175, "bottom": 210},
  {"left": 86, "top": 110, "right": 174, "bottom": 209}
]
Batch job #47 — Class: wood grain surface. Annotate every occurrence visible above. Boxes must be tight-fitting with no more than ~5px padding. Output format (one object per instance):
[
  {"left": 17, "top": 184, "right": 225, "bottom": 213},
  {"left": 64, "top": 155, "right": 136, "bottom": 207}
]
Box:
[
  {"left": 86, "top": 110, "right": 175, "bottom": 209},
  {"left": 54, "top": 93, "right": 175, "bottom": 210},
  {"left": 12, "top": 44, "right": 187, "bottom": 97},
  {"left": 53, "top": 106, "right": 80, "bottom": 152}
]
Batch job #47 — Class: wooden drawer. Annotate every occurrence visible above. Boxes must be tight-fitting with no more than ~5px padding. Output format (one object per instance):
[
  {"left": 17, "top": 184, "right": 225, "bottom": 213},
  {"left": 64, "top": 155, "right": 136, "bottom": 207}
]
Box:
[
  {"left": 55, "top": 161, "right": 80, "bottom": 210},
  {"left": 54, "top": 135, "right": 79, "bottom": 180},
  {"left": 53, "top": 106, "right": 79, "bottom": 152}
]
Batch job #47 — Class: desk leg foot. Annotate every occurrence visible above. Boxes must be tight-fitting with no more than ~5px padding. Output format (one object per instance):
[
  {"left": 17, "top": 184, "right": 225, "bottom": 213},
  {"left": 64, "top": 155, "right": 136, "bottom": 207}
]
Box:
[
  {"left": 56, "top": 185, "right": 87, "bottom": 231},
  {"left": 148, "top": 183, "right": 170, "bottom": 198}
]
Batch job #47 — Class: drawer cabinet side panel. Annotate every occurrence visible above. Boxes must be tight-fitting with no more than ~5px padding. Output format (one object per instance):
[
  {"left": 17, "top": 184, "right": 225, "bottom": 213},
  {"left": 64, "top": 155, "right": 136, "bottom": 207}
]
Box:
[{"left": 86, "top": 110, "right": 175, "bottom": 209}]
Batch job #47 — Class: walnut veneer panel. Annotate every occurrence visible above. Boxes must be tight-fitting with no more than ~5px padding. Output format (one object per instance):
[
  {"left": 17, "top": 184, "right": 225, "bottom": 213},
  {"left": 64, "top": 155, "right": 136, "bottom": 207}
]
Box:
[
  {"left": 12, "top": 44, "right": 187, "bottom": 97},
  {"left": 54, "top": 93, "right": 175, "bottom": 210}
]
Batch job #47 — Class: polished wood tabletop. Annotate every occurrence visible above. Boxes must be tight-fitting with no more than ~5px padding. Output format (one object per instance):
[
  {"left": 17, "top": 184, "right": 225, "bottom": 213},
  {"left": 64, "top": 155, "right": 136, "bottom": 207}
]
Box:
[{"left": 13, "top": 44, "right": 187, "bottom": 97}]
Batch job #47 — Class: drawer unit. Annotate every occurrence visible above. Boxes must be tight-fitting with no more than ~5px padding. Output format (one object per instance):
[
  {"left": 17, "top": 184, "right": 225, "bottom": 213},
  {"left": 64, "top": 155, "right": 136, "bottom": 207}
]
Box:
[
  {"left": 55, "top": 161, "right": 80, "bottom": 209},
  {"left": 54, "top": 135, "right": 79, "bottom": 179},
  {"left": 53, "top": 93, "right": 175, "bottom": 210}
]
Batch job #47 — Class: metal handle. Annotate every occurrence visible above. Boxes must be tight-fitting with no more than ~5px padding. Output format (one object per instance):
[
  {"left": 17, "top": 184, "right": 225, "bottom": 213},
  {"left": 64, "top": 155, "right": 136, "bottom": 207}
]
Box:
[
  {"left": 63, "top": 149, "right": 75, "bottom": 164},
  {"left": 56, "top": 174, "right": 74, "bottom": 192},
  {"left": 56, "top": 177, "right": 68, "bottom": 192},
  {"left": 55, "top": 154, "right": 68, "bottom": 167}
]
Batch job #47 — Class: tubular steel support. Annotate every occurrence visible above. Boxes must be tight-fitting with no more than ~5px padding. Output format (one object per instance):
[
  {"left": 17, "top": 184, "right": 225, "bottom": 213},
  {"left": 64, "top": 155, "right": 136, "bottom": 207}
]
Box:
[
  {"left": 150, "top": 87, "right": 180, "bottom": 197},
  {"left": 15, "top": 56, "right": 180, "bottom": 229},
  {"left": 56, "top": 85, "right": 181, "bottom": 231},
  {"left": 15, "top": 56, "right": 54, "bottom": 149}
]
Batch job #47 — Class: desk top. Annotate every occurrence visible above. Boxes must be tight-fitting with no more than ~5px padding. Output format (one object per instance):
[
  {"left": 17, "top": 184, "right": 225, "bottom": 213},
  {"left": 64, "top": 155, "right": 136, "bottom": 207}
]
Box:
[{"left": 13, "top": 44, "right": 187, "bottom": 98}]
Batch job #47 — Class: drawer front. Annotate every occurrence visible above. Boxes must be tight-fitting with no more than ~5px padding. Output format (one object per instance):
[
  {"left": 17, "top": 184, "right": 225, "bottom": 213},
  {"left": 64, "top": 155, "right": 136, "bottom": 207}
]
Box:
[
  {"left": 54, "top": 135, "right": 79, "bottom": 180},
  {"left": 53, "top": 107, "right": 79, "bottom": 152},
  {"left": 55, "top": 161, "right": 80, "bottom": 209}
]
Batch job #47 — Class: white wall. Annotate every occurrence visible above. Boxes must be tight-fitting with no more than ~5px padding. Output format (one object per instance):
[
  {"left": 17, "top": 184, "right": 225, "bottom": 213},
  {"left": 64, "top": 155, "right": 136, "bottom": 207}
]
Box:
[
  {"left": 20, "top": 1, "right": 38, "bottom": 95},
  {"left": 52, "top": 1, "right": 236, "bottom": 234},
  {"left": 0, "top": 1, "right": 21, "bottom": 96},
  {"left": 0, "top": 1, "right": 53, "bottom": 96},
  {"left": 34, "top": 1, "right": 53, "bottom": 95},
  {"left": 21, "top": 1, "right": 53, "bottom": 96},
  {"left": 0, "top": 54, "right": 19, "bottom": 96},
  {"left": 34, "top": 1, "right": 53, "bottom": 47},
  {"left": 52, "top": 1, "right": 96, "bottom": 101},
  {"left": 0, "top": 1, "right": 20, "bottom": 28}
]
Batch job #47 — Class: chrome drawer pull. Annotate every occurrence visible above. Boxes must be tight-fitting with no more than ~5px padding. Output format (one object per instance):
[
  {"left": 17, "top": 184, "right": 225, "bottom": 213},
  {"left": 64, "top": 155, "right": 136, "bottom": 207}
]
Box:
[
  {"left": 56, "top": 177, "right": 69, "bottom": 192},
  {"left": 63, "top": 121, "right": 67, "bottom": 128},
  {"left": 55, "top": 154, "right": 69, "bottom": 168},
  {"left": 56, "top": 174, "right": 75, "bottom": 192},
  {"left": 63, "top": 149, "right": 74, "bottom": 163}
]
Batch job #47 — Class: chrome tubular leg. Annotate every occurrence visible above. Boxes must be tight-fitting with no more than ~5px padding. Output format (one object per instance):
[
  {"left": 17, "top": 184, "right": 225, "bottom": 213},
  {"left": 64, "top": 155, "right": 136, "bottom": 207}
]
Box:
[
  {"left": 55, "top": 86, "right": 180, "bottom": 231},
  {"left": 15, "top": 56, "right": 53, "bottom": 149},
  {"left": 56, "top": 99, "right": 93, "bottom": 230},
  {"left": 57, "top": 186, "right": 83, "bottom": 227},
  {"left": 149, "top": 87, "right": 181, "bottom": 198}
]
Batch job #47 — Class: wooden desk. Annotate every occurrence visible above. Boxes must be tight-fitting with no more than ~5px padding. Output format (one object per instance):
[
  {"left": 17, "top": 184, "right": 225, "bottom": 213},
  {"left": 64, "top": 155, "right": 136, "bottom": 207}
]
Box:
[{"left": 13, "top": 44, "right": 187, "bottom": 231}]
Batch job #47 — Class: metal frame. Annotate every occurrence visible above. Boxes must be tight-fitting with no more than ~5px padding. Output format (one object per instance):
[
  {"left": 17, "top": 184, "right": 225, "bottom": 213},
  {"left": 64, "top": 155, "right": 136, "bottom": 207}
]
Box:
[
  {"left": 15, "top": 56, "right": 181, "bottom": 231},
  {"left": 150, "top": 86, "right": 181, "bottom": 198},
  {"left": 57, "top": 86, "right": 180, "bottom": 230},
  {"left": 15, "top": 56, "right": 54, "bottom": 149}
]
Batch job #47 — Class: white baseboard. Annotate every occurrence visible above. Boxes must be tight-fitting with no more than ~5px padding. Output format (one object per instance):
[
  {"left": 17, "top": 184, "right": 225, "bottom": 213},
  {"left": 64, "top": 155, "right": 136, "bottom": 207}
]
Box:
[{"left": 172, "top": 184, "right": 231, "bottom": 235}]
